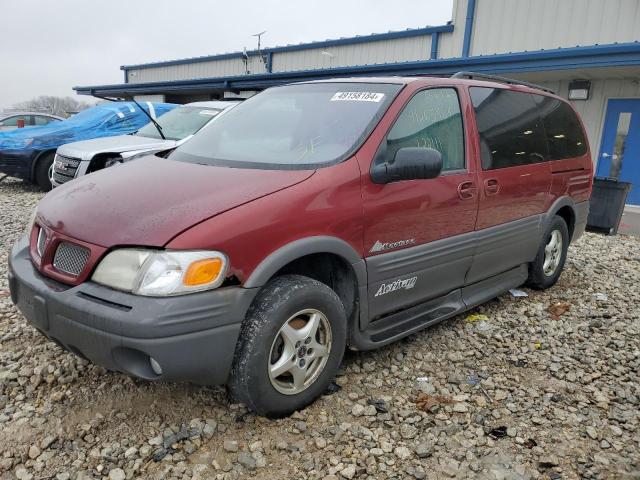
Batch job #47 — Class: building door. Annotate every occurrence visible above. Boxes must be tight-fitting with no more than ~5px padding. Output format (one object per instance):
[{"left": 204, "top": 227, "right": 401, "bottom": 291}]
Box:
[{"left": 596, "top": 99, "right": 640, "bottom": 205}]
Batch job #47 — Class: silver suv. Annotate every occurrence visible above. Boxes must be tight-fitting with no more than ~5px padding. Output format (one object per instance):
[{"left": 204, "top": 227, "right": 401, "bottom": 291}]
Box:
[{"left": 52, "top": 101, "right": 239, "bottom": 187}]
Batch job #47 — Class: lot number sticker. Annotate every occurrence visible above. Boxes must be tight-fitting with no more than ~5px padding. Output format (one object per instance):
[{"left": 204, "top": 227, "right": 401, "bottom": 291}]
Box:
[{"left": 331, "top": 91, "right": 385, "bottom": 102}]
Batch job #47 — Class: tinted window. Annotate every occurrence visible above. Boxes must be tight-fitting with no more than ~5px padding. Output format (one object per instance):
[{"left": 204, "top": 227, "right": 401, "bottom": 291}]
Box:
[
  {"left": 385, "top": 88, "right": 464, "bottom": 171},
  {"left": 1, "top": 115, "right": 30, "bottom": 127},
  {"left": 533, "top": 95, "right": 587, "bottom": 159},
  {"left": 34, "top": 115, "right": 58, "bottom": 126},
  {"left": 470, "top": 87, "right": 547, "bottom": 170}
]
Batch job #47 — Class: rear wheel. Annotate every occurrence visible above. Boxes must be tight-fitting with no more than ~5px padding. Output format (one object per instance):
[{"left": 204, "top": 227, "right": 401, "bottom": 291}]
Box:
[
  {"left": 527, "top": 216, "right": 569, "bottom": 289},
  {"left": 34, "top": 152, "right": 54, "bottom": 191},
  {"left": 229, "top": 275, "right": 346, "bottom": 417}
]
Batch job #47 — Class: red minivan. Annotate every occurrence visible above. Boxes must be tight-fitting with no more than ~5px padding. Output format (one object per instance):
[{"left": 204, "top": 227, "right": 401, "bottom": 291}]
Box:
[{"left": 9, "top": 74, "right": 593, "bottom": 416}]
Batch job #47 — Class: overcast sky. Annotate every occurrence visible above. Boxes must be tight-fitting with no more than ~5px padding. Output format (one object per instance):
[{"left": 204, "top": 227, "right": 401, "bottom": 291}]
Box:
[{"left": 0, "top": 0, "right": 453, "bottom": 110}]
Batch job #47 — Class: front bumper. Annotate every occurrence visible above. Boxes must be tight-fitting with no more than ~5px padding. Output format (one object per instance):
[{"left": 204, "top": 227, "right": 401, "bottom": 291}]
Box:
[
  {"left": 0, "top": 149, "right": 37, "bottom": 180},
  {"left": 8, "top": 237, "right": 258, "bottom": 385}
]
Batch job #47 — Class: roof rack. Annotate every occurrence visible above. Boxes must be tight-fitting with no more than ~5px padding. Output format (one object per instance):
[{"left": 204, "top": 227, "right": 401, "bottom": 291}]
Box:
[{"left": 450, "top": 71, "right": 556, "bottom": 94}]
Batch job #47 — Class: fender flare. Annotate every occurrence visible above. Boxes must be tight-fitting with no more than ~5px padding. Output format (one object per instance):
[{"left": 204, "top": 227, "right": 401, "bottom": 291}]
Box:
[
  {"left": 244, "top": 236, "right": 367, "bottom": 289},
  {"left": 545, "top": 196, "right": 576, "bottom": 220},
  {"left": 544, "top": 196, "right": 577, "bottom": 237}
]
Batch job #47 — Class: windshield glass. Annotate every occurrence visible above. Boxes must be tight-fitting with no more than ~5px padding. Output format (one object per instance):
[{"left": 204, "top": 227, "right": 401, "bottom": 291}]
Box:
[
  {"left": 170, "top": 82, "right": 402, "bottom": 169},
  {"left": 136, "top": 106, "right": 222, "bottom": 140}
]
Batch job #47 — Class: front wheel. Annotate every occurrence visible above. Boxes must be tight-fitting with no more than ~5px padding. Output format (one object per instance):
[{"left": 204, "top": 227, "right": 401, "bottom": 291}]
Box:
[
  {"left": 34, "top": 152, "right": 55, "bottom": 191},
  {"left": 527, "top": 216, "right": 569, "bottom": 289},
  {"left": 228, "top": 275, "right": 347, "bottom": 417}
]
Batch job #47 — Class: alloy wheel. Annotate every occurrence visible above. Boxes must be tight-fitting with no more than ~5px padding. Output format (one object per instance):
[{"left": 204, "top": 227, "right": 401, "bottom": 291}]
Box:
[
  {"left": 543, "top": 229, "right": 563, "bottom": 276},
  {"left": 268, "top": 309, "right": 332, "bottom": 395},
  {"left": 47, "top": 163, "right": 55, "bottom": 186}
]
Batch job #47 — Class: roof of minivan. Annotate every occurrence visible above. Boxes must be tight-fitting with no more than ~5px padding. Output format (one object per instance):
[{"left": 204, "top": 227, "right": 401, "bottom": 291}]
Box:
[
  {"left": 302, "top": 77, "right": 414, "bottom": 85},
  {"left": 301, "top": 76, "right": 558, "bottom": 97}
]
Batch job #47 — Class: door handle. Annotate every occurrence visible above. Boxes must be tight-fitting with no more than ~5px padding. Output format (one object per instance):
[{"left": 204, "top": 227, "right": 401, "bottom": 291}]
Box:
[
  {"left": 457, "top": 181, "right": 476, "bottom": 200},
  {"left": 601, "top": 152, "right": 611, "bottom": 158},
  {"left": 484, "top": 178, "right": 500, "bottom": 195}
]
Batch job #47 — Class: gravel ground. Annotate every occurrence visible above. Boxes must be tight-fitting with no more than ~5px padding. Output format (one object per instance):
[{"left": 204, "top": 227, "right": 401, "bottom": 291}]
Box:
[{"left": 0, "top": 177, "right": 639, "bottom": 480}]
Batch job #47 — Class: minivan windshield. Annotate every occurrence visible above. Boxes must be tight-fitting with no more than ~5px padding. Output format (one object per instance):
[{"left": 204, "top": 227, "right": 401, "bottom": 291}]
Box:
[
  {"left": 170, "top": 82, "right": 402, "bottom": 169},
  {"left": 136, "top": 106, "right": 223, "bottom": 141}
]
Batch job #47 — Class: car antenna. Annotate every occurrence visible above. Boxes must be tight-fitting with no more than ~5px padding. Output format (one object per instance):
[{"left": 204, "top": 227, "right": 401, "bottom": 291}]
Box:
[{"left": 124, "top": 93, "right": 166, "bottom": 140}]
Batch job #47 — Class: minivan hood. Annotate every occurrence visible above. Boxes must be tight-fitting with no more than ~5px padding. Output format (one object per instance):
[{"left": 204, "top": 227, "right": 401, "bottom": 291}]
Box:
[
  {"left": 57, "top": 135, "right": 176, "bottom": 160},
  {"left": 38, "top": 156, "right": 314, "bottom": 247}
]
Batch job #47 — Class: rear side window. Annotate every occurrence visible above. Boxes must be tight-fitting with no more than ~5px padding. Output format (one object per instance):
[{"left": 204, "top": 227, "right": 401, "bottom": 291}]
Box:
[
  {"left": 533, "top": 95, "right": 587, "bottom": 159},
  {"left": 385, "top": 88, "right": 465, "bottom": 171},
  {"left": 34, "top": 115, "right": 58, "bottom": 126},
  {"left": 470, "top": 87, "right": 547, "bottom": 170},
  {"left": 1, "top": 115, "right": 30, "bottom": 127}
]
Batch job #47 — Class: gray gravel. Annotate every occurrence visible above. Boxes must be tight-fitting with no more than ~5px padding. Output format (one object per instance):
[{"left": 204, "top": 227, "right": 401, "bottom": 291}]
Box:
[{"left": 1, "top": 177, "right": 639, "bottom": 480}]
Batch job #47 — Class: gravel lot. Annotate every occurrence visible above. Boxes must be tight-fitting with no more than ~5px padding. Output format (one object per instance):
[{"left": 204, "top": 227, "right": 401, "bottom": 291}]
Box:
[{"left": 1, "top": 178, "right": 639, "bottom": 480}]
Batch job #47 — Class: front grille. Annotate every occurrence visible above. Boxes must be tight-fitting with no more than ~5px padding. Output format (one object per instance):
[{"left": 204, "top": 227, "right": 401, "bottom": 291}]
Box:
[
  {"left": 52, "top": 171, "right": 73, "bottom": 185},
  {"left": 37, "top": 227, "right": 47, "bottom": 256},
  {"left": 53, "top": 154, "right": 81, "bottom": 184},
  {"left": 53, "top": 242, "right": 90, "bottom": 276}
]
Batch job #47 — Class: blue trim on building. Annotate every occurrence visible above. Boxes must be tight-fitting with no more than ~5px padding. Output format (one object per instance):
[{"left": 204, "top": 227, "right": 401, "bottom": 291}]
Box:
[
  {"left": 76, "top": 42, "right": 640, "bottom": 97},
  {"left": 118, "top": 25, "right": 455, "bottom": 71},
  {"left": 430, "top": 32, "right": 439, "bottom": 60},
  {"left": 265, "top": 52, "right": 273, "bottom": 73},
  {"left": 462, "top": 0, "right": 477, "bottom": 57}
]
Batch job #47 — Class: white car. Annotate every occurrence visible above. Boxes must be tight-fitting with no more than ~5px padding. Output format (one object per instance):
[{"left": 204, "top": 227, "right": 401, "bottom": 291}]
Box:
[{"left": 52, "top": 101, "right": 239, "bottom": 187}]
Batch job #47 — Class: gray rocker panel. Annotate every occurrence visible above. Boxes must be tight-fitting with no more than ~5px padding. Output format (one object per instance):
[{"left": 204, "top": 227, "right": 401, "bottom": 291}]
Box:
[{"left": 365, "top": 214, "right": 543, "bottom": 321}]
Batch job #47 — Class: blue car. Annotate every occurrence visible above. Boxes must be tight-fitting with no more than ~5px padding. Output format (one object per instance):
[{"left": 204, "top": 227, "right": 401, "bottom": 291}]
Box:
[{"left": 0, "top": 101, "right": 176, "bottom": 190}]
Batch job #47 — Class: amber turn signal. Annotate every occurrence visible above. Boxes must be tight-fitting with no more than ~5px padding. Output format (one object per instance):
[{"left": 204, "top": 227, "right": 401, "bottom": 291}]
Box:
[{"left": 183, "top": 258, "right": 223, "bottom": 286}]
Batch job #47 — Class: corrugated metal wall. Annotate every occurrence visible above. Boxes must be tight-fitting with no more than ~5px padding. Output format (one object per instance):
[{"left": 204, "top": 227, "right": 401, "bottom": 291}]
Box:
[
  {"left": 132, "top": 94, "right": 166, "bottom": 103},
  {"left": 531, "top": 78, "right": 640, "bottom": 166},
  {"left": 127, "top": 36, "right": 439, "bottom": 83},
  {"left": 128, "top": 56, "right": 267, "bottom": 84},
  {"left": 437, "top": 0, "right": 466, "bottom": 59},
  {"left": 471, "top": 0, "right": 640, "bottom": 56},
  {"left": 271, "top": 35, "right": 432, "bottom": 72}
]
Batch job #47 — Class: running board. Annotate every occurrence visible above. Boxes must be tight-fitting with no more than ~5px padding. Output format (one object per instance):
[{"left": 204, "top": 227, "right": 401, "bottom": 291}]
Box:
[{"left": 350, "top": 265, "right": 528, "bottom": 350}]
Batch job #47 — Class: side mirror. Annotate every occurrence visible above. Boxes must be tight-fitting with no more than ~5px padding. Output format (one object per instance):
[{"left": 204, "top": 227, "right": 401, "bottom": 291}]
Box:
[{"left": 371, "top": 147, "right": 443, "bottom": 184}]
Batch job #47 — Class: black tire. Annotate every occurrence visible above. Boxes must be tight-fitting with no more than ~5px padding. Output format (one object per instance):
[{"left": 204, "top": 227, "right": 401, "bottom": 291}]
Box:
[
  {"left": 229, "top": 275, "right": 347, "bottom": 417},
  {"left": 527, "top": 215, "right": 569, "bottom": 290},
  {"left": 34, "top": 152, "right": 54, "bottom": 191}
]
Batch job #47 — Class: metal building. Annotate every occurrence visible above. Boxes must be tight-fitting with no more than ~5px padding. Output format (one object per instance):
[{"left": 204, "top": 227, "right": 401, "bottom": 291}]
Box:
[{"left": 75, "top": 0, "right": 640, "bottom": 205}]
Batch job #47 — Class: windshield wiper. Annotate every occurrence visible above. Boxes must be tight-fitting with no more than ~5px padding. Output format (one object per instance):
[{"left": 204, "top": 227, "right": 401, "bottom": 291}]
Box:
[{"left": 125, "top": 93, "right": 165, "bottom": 140}]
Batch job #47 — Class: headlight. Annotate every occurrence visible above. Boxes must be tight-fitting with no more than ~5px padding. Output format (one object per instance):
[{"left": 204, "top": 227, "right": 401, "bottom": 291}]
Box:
[
  {"left": 92, "top": 249, "right": 228, "bottom": 296},
  {"left": 121, "top": 150, "right": 156, "bottom": 163}
]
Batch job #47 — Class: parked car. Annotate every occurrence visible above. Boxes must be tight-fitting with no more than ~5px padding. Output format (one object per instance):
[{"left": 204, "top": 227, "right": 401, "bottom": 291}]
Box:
[
  {"left": 52, "top": 101, "right": 240, "bottom": 187},
  {"left": 9, "top": 75, "right": 593, "bottom": 417},
  {"left": 0, "top": 102, "right": 176, "bottom": 190},
  {"left": 0, "top": 111, "right": 64, "bottom": 131}
]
